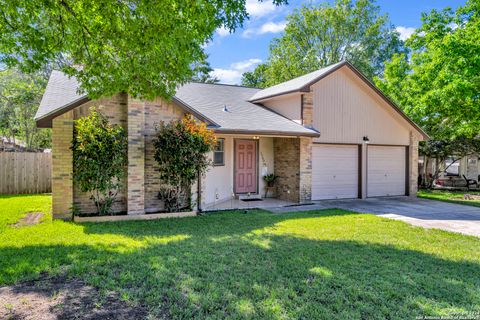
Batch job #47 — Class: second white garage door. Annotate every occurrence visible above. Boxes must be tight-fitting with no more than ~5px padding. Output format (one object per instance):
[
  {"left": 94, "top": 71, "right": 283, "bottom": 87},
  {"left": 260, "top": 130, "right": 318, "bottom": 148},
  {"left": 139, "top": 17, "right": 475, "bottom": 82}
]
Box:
[
  {"left": 312, "top": 145, "right": 359, "bottom": 200},
  {"left": 367, "top": 146, "right": 406, "bottom": 197}
]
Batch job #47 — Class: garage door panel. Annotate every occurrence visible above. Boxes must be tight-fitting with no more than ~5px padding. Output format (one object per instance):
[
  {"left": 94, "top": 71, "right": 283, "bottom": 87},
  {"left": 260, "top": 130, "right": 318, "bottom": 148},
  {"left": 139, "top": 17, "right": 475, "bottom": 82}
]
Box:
[
  {"left": 312, "top": 145, "right": 359, "bottom": 200},
  {"left": 367, "top": 146, "right": 406, "bottom": 197}
]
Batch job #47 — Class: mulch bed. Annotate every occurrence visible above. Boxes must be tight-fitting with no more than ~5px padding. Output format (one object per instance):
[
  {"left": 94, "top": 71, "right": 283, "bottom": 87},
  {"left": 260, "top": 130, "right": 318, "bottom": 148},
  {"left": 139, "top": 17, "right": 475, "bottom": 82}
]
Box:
[
  {"left": 12, "top": 212, "right": 44, "bottom": 227},
  {"left": 0, "top": 274, "right": 147, "bottom": 320}
]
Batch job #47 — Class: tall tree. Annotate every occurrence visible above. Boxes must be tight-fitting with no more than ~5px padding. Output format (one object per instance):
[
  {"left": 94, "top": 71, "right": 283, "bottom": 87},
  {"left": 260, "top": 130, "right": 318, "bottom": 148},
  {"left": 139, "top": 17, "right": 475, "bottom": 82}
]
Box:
[
  {"left": 0, "top": 68, "right": 51, "bottom": 149},
  {"left": 241, "top": 63, "right": 268, "bottom": 88},
  {"left": 0, "top": 0, "right": 286, "bottom": 100},
  {"left": 242, "top": 0, "right": 405, "bottom": 87},
  {"left": 375, "top": 0, "right": 480, "bottom": 140},
  {"left": 190, "top": 54, "right": 219, "bottom": 84}
]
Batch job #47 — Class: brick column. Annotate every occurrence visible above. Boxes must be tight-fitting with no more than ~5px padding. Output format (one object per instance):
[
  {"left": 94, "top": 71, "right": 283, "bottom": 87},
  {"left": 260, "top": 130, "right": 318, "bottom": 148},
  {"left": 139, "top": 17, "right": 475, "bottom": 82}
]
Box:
[
  {"left": 301, "top": 93, "right": 314, "bottom": 127},
  {"left": 299, "top": 137, "right": 312, "bottom": 203},
  {"left": 127, "top": 96, "right": 145, "bottom": 214},
  {"left": 273, "top": 138, "right": 300, "bottom": 202},
  {"left": 52, "top": 111, "right": 74, "bottom": 219},
  {"left": 409, "top": 132, "right": 420, "bottom": 197},
  {"left": 273, "top": 137, "right": 312, "bottom": 203}
]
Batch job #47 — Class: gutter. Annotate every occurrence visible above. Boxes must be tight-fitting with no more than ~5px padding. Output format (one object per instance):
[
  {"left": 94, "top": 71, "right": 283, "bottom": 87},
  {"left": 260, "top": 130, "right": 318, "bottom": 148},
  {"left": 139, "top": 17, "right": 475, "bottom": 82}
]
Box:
[{"left": 211, "top": 128, "right": 320, "bottom": 138}]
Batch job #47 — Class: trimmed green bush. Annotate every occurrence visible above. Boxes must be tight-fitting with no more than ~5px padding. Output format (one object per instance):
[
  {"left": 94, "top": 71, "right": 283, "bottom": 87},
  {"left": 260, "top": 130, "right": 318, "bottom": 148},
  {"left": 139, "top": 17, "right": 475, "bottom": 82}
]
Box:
[
  {"left": 71, "top": 108, "right": 127, "bottom": 215},
  {"left": 153, "top": 114, "right": 216, "bottom": 211}
]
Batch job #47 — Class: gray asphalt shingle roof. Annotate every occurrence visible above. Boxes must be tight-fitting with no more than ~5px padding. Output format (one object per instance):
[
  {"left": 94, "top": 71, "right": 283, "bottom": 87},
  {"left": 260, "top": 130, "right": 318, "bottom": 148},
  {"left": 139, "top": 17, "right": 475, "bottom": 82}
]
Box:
[
  {"left": 35, "top": 71, "right": 87, "bottom": 125},
  {"left": 35, "top": 72, "right": 319, "bottom": 136},
  {"left": 175, "top": 83, "right": 317, "bottom": 136},
  {"left": 249, "top": 61, "right": 345, "bottom": 102},
  {"left": 35, "top": 62, "right": 427, "bottom": 138}
]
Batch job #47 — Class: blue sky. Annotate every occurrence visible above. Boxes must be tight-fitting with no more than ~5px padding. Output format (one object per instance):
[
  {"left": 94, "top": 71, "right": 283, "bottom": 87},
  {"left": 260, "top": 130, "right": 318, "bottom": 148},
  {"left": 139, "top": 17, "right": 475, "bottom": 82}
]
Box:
[{"left": 205, "top": 0, "right": 466, "bottom": 84}]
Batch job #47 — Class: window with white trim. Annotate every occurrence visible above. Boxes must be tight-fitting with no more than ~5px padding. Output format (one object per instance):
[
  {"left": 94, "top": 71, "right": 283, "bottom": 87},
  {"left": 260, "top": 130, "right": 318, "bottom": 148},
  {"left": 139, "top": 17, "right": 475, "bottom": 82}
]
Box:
[{"left": 213, "top": 139, "right": 224, "bottom": 166}]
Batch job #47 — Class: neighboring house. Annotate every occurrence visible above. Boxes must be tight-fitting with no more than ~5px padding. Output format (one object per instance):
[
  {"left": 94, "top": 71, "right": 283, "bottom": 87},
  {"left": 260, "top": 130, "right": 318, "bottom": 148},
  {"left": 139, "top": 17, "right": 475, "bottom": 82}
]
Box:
[
  {"left": 419, "top": 155, "right": 480, "bottom": 187},
  {"left": 35, "top": 61, "right": 428, "bottom": 219}
]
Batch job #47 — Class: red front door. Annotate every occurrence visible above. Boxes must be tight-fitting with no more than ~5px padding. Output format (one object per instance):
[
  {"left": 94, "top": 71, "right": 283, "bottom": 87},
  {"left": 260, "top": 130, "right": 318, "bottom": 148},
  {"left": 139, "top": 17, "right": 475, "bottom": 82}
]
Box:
[{"left": 235, "top": 140, "right": 257, "bottom": 194}]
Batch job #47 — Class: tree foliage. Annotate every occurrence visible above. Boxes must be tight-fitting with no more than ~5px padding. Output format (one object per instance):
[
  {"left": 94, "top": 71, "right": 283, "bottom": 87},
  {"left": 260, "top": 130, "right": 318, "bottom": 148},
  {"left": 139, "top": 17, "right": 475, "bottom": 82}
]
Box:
[
  {"left": 241, "top": 63, "right": 268, "bottom": 88},
  {"left": 153, "top": 114, "right": 216, "bottom": 212},
  {"left": 242, "top": 0, "right": 405, "bottom": 87},
  {"left": 191, "top": 54, "right": 219, "bottom": 84},
  {"left": 72, "top": 109, "right": 128, "bottom": 215},
  {"left": 375, "top": 0, "right": 480, "bottom": 140},
  {"left": 0, "top": 0, "right": 285, "bottom": 100},
  {"left": 0, "top": 68, "right": 51, "bottom": 149}
]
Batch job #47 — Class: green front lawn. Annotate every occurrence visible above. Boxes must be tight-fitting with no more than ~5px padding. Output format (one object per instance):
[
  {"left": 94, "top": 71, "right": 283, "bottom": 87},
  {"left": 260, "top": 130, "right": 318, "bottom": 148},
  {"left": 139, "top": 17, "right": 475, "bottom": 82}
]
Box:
[
  {"left": 1, "top": 195, "right": 479, "bottom": 318},
  {"left": 0, "top": 194, "right": 51, "bottom": 231},
  {"left": 418, "top": 189, "right": 480, "bottom": 207}
]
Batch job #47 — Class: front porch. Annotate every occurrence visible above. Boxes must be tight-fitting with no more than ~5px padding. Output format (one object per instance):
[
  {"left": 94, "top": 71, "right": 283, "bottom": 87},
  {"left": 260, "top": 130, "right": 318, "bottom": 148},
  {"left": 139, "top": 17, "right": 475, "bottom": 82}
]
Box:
[
  {"left": 203, "top": 197, "right": 296, "bottom": 211},
  {"left": 201, "top": 134, "right": 313, "bottom": 210}
]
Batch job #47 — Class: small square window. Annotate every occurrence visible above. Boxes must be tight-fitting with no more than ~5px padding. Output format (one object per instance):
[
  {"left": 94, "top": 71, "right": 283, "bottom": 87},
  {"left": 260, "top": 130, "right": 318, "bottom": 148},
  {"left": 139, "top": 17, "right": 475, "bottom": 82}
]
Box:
[{"left": 213, "top": 139, "right": 224, "bottom": 166}]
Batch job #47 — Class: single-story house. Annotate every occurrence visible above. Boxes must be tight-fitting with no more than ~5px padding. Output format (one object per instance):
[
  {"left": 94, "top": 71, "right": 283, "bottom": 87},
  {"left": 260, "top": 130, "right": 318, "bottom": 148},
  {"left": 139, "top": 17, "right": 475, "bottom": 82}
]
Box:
[{"left": 35, "top": 61, "right": 428, "bottom": 219}]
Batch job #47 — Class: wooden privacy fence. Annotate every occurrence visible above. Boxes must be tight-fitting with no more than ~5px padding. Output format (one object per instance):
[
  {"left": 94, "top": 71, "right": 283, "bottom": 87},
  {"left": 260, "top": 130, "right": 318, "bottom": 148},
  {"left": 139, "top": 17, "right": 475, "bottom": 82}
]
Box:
[{"left": 0, "top": 152, "right": 52, "bottom": 194}]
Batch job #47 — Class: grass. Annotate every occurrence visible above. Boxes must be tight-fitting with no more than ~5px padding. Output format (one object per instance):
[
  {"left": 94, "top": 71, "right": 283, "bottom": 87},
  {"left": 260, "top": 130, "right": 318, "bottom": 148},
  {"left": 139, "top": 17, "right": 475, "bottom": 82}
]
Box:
[
  {"left": 418, "top": 189, "right": 480, "bottom": 207},
  {"left": 1, "top": 194, "right": 480, "bottom": 319},
  {"left": 0, "top": 194, "right": 51, "bottom": 231}
]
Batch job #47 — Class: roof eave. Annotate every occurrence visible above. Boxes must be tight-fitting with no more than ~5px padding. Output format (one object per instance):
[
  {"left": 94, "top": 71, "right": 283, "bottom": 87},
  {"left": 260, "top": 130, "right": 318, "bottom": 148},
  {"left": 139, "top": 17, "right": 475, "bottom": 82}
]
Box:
[
  {"left": 248, "top": 61, "right": 348, "bottom": 103},
  {"left": 35, "top": 94, "right": 220, "bottom": 129},
  {"left": 35, "top": 96, "right": 91, "bottom": 128},
  {"left": 212, "top": 128, "right": 320, "bottom": 138}
]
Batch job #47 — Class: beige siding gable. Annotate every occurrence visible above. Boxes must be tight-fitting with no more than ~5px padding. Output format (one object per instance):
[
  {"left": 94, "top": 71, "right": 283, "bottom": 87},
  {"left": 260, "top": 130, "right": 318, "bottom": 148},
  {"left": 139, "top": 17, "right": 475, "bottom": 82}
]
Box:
[
  {"left": 261, "top": 94, "right": 302, "bottom": 124},
  {"left": 311, "top": 68, "right": 411, "bottom": 145}
]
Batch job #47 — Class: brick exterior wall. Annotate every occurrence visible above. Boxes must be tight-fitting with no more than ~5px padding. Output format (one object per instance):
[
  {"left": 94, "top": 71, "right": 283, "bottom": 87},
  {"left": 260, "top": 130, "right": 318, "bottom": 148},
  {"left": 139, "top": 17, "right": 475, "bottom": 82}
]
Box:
[
  {"left": 302, "top": 93, "right": 314, "bottom": 127},
  {"left": 72, "top": 94, "right": 128, "bottom": 214},
  {"left": 144, "top": 98, "right": 184, "bottom": 212},
  {"left": 274, "top": 138, "right": 299, "bottom": 202},
  {"left": 409, "top": 132, "right": 420, "bottom": 197},
  {"left": 273, "top": 137, "right": 312, "bottom": 203},
  {"left": 54, "top": 94, "right": 186, "bottom": 216},
  {"left": 51, "top": 111, "right": 74, "bottom": 219}
]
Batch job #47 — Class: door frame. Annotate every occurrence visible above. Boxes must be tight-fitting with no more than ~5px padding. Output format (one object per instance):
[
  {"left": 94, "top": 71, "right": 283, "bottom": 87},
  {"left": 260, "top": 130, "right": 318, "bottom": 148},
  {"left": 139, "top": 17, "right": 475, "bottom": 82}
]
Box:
[
  {"left": 311, "top": 143, "right": 362, "bottom": 200},
  {"left": 233, "top": 138, "right": 259, "bottom": 195},
  {"left": 366, "top": 144, "right": 409, "bottom": 197}
]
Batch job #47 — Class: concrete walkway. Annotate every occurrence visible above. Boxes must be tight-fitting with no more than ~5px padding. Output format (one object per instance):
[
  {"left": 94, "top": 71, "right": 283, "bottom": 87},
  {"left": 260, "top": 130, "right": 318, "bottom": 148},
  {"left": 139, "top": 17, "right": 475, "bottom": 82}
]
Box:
[{"left": 270, "top": 197, "right": 480, "bottom": 237}]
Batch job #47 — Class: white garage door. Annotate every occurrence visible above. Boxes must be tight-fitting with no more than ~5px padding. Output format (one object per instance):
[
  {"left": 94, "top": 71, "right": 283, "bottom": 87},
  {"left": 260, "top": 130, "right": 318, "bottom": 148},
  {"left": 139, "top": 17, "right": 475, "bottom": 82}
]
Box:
[
  {"left": 367, "top": 146, "right": 406, "bottom": 197},
  {"left": 312, "top": 145, "right": 359, "bottom": 200}
]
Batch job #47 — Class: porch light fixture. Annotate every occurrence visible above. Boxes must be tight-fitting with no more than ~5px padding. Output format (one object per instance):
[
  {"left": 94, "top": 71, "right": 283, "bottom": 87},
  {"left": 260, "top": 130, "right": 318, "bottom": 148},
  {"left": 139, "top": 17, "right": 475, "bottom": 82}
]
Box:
[
  {"left": 363, "top": 136, "right": 370, "bottom": 144},
  {"left": 253, "top": 136, "right": 260, "bottom": 140}
]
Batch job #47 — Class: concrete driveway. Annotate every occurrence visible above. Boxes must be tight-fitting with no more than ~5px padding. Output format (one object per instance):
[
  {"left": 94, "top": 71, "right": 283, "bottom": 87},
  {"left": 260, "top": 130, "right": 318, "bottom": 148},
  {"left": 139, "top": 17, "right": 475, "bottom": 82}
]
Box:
[{"left": 271, "top": 197, "right": 480, "bottom": 237}]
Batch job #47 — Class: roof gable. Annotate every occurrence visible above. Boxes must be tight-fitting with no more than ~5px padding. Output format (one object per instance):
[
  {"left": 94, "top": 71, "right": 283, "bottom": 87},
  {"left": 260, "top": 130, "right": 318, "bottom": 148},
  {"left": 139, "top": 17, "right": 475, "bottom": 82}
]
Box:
[
  {"left": 249, "top": 61, "right": 345, "bottom": 102},
  {"left": 249, "top": 61, "right": 428, "bottom": 139},
  {"left": 35, "top": 73, "right": 319, "bottom": 137}
]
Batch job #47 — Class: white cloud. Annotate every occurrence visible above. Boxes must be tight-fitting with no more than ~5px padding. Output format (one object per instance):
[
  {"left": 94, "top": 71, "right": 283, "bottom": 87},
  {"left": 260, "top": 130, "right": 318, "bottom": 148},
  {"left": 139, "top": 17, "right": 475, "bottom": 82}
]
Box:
[
  {"left": 259, "top": 21, "right": 287, "bottom": 34},
  {"left": 246, "top": 0, "right": 277, "bottom": 18},
  {"left": 242, "top": 21, "right": 286, "bottom": 38},
  {"left": 216, "top": 26, "right": 230, "bottom": 37},
  {"left": 396, "top": 26, "right": 416, "bottom": 41},
  {"left": 210, "top": 58, "right": 262, "bottom": 84}
]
